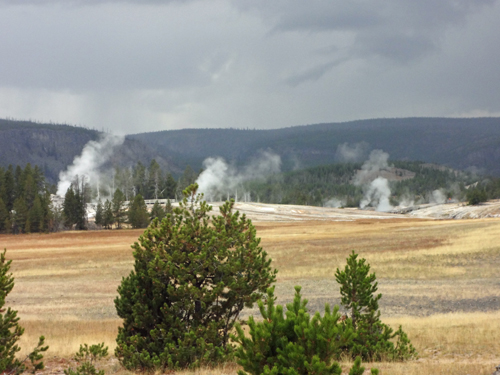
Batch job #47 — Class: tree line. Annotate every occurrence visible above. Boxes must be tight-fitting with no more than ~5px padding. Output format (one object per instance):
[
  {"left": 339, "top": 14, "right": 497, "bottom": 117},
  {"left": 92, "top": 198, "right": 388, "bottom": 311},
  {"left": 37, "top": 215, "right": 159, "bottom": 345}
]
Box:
[
  {"left": 0, "top": 164, "right": 54, "bottom": 234},
  {"left": 244, "top": 161, "right": 477, "bottom": 207}
]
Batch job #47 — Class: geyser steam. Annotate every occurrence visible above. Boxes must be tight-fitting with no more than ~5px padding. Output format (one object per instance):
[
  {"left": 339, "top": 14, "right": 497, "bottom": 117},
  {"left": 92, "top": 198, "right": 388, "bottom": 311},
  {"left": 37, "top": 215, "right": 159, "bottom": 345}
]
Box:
[
  {"left": 57, "top": 134, "right": 125, "bottom": 196},
  {"left": 356, "top": 149, "right": 393, "bottom": 212},
  {"left": 196, "top": 151, "right": 281, "bottom": 201}
]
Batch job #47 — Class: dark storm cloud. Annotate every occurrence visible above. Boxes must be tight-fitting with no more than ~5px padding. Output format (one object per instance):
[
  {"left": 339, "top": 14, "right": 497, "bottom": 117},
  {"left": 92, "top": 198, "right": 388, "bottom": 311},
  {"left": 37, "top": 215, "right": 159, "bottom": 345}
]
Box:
[{"left": 0, "top": 0, "right": 499, "bottom": 132}]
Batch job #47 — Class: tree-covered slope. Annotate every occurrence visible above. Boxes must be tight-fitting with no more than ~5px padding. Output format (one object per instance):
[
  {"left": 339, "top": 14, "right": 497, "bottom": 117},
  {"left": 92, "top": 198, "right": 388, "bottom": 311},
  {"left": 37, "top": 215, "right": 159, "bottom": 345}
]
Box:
[
  {"left": 0, "top": 119, "right": 180, "bottom": 184},
  {"left": 241, "top": 161, "right": 475, "bottom": 207},
  {"left": 130, "top": 117, "right": 500, "bottom": 175}
]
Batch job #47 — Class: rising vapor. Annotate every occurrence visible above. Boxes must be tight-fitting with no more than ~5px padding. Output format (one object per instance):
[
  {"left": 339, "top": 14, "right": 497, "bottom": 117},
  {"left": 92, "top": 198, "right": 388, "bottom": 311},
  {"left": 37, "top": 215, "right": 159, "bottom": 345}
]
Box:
[
  {"left": 355, "top": 149, "right": 393, "bottom": 212},
  {"left": 196, "top": 150, "right": 281, "bottom": 201},
  {"left": 56, "top": 134, "right": 125, "bottom": 196}
]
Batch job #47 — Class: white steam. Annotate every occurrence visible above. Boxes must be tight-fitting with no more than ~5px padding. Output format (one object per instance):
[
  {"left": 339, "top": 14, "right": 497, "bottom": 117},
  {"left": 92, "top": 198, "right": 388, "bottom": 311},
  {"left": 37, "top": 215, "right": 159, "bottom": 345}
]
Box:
[
  {"left": 355, "top": 150, "right": 393, "bottom": 212},
  {"left": 323, "top": 197, "right": 346, "bottom": 208},
  {"left": 335, "top": 142, "right": 370, "bottom": 163},
  {"left": 359, "top": 177, "right": 393, "bottom": 212},
  {"left": 57, "top": 134, "right": 125, "bottom": 196},
  {"left": 429, "top": 189, "right": 447, "bottom": 204},
  {"left": 196, "top": 151, "right": 281, "bottom": 202}
]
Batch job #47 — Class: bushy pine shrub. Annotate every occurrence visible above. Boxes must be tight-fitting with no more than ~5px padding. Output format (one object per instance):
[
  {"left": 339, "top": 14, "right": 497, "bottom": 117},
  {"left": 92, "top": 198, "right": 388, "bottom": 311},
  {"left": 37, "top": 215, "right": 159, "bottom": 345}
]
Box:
[
  {"left": 114, "top": 185, "right": 276, "bottom": 371},
  {"left": 64, "top": 343, "right": 108, "bottom": 375},
  {"left": 232, "top": 286, "right": 376, "bottom": 375}
]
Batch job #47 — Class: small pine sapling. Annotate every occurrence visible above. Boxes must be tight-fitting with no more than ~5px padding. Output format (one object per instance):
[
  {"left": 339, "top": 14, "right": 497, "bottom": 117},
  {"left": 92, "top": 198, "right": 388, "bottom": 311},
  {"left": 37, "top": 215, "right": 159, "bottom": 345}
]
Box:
[
  {"left": 335, "top": 251, "right": 417, "bottom": 361},
  {"left": 64, "top": 343, "right": 109, "bottom": 375},
  {"left": 233, "top": 286, "right": 370, "bottom": 375}
]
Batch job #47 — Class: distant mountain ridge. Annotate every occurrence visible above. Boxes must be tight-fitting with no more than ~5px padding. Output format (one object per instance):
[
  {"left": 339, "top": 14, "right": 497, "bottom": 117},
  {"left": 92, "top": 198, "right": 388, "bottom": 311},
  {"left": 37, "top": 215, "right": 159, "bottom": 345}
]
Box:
[
  {"left": 1, "top": 117, "right": 500, "bottom": 184},
  {"left": 130, "top": 117, "right": 500, "bottom": 175}
]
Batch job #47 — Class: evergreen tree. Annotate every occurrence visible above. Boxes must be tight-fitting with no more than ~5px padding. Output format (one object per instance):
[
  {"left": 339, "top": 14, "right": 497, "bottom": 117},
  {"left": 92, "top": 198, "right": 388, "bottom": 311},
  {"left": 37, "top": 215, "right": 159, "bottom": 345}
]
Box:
[
  {"left": 128, "top": 194, "right": 149, "bottom": 229},
  {"left": 0, "top": 198, "right": 8, "bottom": 233},
  {"left": 164, "top": 174, "right": 177, "bottom": 199},
  {"left": 149, "top": 201, "right": 166, "bottom": 221},
  {"left": 0, "top": 250, "right": 48, "bottom": 374},
  {"left": 335, "top": 252, "right": 417, "bottom": 361},
  {"left": 466, "top": 188, "right": 487, "bottom": 205},
  {"left": 28, "top": 195, "right": 44, "bottom": 233},
  {"left": 103, "top": 200, "right": 114, "bottom": 229},
  {"left": 233, "top": 286, "right": 358, "bottom": 375},
  {"left": 3, "top": 166, "right": 15, "bottom": 212},
  {"left": 12, "top": 198, "right": 28, "bottom": 234},
  {"left": 22, "top": 166, "right": 36, "bottom": 209},
  {"left": 165, "top": 199, "right": 173, "bottom": 215},
  {"left": 176, "top": 165, "right": 197, "bottom": 199},
  {"left": 95, "top": 199, "right": 104, "bottom": 227},
  {"left": 114, "top": 184, "right": 277, "bottom": 371},
  {"left": 63, "top": 187, "right": 78, "bottom": 229},
  {"left": 147, "top": 159, "right": 162, "bottom": 199},
  {"left": 112, "top": 189, "right": 127, "bottom": 229},
  {"left": 133, "top": 162, "right": 147, "bottom": 197}
]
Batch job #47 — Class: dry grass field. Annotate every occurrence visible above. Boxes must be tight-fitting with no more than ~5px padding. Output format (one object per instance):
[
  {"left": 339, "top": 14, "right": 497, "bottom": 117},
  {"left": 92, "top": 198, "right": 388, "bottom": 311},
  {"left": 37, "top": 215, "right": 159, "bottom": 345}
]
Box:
[{"left": 2, "top": 216, "right": 500, "bottom": 374}]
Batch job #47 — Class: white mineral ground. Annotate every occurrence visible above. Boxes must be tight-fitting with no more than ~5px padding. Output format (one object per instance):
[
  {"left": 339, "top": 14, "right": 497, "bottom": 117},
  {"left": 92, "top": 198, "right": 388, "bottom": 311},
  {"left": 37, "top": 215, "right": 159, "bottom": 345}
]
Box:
[{"left": 203, "top": 199, "right": 500, "bottom": 222}]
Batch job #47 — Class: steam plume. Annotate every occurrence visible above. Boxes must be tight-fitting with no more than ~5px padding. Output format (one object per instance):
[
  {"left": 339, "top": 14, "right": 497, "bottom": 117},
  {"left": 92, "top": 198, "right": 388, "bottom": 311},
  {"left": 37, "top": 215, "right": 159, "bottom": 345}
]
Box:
[
  {"left": 355, "top": 149, "right": 393, "bottom": 212},
  {"left": 324, "top": 197, "right": 346, "bottom": 208},
  {"left": 196, "top": 150, "right": 281, "bottom": 201},
  {"left": 57, "top": 134, "right": 125, "bottom": 196},
  {"left": 335, "top": 142, "right": 370, "bottom": 163}
]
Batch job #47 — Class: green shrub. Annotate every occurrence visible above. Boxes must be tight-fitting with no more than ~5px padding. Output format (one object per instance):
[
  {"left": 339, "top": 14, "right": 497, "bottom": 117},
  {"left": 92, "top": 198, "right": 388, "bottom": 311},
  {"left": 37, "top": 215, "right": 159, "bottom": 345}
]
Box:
[
  {"left": 233, "top": 286, "right": 370, "bottom": 375},
  {"left": 114, "top": 184, "right": 276, "bottom": 371},
  {"left": 64, "top": 343, "right": 108, "bottom": 375}
]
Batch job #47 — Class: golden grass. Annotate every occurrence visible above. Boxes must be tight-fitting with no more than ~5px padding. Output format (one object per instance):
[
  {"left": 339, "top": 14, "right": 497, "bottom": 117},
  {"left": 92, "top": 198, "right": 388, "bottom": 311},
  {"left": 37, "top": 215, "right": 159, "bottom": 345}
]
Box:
[{"left": 2, "top": 218, "right": 500, "bottom": 374}]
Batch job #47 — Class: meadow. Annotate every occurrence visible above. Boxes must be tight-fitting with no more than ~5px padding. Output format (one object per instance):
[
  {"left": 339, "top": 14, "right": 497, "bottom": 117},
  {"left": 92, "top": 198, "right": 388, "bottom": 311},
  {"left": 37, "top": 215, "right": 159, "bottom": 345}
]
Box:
[{"left": 2, "top": 217, "right": 500, "bottom": 375}]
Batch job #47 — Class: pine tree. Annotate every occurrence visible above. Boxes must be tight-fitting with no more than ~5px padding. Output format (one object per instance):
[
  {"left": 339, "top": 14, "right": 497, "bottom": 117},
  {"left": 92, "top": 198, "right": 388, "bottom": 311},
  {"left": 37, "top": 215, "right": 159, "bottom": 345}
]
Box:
[
  {"left": 28, "top": 195, "right": 44, "bottom": 233},
  {"left": 12, "top": 198, "right": 28, "bottom": 234},
  {"left": 112, "top": 189, "right": 126, "bottom": 229},
  {"left": 3, "top": 166, "right": 15, "bottom": 212},
  {"left": 0, "top": 250, "right": 48, "bottom": 374},
  {"left": 128, "top": 194, "right": 149, "bottom": 229},
  {"left": 335, "top": 252, "right": 417, "bottom": 361},
  {"left": 63, "top": 187, "right": 78, "bottom": 229},
  {"left": 164, "top": 174, "right": 177, "bottom": 199},
  {"left": 149, "top": 201, "right": 166, "bottom": 221},
  {"left": 132, "top": 162, "right": 147, "bottom": 197},
  {"left": 95, "top": 199, "right": 104, "bottom": 227},
  {"left": 103, "top": 200, "right": 114, "bottom": 229},
  {"left": 147, "top": 159, "right": 162, "bottom": 199},
  {"left": 114, "top": 184, "right": 277, "bottom": 371},
  {"left": 176, "top": 165, "right": 197, "bottom": 199},
  {"left": 232, "top": 286, "right": 358, "bottom": 375},
  {"left": 0, "top": 198, "right": 8, "bottom": 233}
]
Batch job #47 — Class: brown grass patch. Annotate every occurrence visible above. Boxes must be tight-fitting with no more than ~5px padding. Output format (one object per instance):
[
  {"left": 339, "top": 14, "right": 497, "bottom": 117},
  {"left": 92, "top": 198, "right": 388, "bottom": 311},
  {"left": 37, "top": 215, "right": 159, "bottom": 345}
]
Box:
[{"left": 2, "top": 218, "right": 500, "bottom": 374}]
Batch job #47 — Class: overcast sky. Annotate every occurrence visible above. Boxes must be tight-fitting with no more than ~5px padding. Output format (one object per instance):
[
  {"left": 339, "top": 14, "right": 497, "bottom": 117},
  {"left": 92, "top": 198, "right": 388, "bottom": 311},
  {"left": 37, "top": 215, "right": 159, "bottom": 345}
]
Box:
[{"left": 1, "top": 0, "right": 499, "bottom": 134}]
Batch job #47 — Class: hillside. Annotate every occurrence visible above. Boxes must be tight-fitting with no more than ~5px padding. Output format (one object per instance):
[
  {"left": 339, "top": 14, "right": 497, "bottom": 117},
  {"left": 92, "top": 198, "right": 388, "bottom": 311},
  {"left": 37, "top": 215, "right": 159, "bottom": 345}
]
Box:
[
  {"left": 2, "top": 117, "right": 500, "bottom": 186},
  {"left": 130, "top": 117, "right": 500, "bottom": 175},
  {"left": 0, "top": 119, "right": 180, "bottom": 184}
]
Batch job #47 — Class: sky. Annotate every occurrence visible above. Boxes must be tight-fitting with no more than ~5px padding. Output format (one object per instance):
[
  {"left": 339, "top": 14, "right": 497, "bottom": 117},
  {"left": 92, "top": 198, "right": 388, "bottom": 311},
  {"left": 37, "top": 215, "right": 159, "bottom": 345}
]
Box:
[{"left": 1, "top": 0, "right": 500, "bottom": 134}]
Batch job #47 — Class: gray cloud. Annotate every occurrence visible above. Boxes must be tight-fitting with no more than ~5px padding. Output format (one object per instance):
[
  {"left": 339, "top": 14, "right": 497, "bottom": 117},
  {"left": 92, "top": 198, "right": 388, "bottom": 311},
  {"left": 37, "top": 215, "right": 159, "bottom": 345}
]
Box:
[
  {"left": 0, "top": 0, "right": 499, "bottom": 132},
  {"left": 236, "top": 0, "right": 496, "bottom": 64}
]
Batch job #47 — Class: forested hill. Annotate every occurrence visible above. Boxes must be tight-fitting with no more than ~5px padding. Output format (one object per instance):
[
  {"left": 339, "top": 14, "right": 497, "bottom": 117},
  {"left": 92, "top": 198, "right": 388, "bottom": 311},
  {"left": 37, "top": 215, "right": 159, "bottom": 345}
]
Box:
[
  {"left": 2, "top": 117, "right": 500, "bottom": 184},
  {"left": 130, "top": 117, "right": 500, "bottom": 175},
  {"left": 0, "top": 119, "right": 180, "bottom": 184}
]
